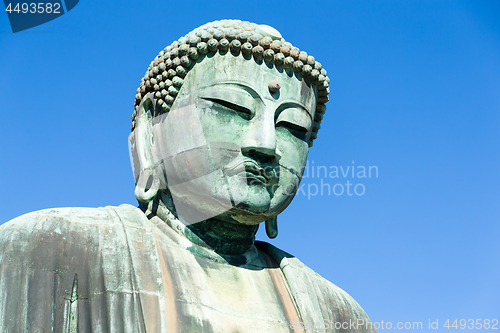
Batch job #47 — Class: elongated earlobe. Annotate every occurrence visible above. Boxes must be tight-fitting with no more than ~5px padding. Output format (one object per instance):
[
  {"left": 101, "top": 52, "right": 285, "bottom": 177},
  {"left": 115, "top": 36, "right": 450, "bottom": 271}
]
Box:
[
  {"left": 265, "top": 216, "right": 278, "bottom": 239},
  {"left": 135, "top": 168, "right": 160, "bottom": 203},
  {"left": 131, "top": 92, "right": 163, "bottom": 203}
]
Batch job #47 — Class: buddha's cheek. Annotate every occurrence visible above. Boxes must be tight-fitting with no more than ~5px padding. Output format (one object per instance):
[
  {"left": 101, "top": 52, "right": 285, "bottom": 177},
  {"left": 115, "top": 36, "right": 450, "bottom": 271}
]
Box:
[{"left": 267, "top": 169, "right": 300, "bottom": 216}]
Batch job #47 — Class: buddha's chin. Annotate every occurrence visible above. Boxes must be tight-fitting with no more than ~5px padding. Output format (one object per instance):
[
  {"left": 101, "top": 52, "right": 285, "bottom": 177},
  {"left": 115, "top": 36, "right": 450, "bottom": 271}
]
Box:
[
  {"left": 226, "top": 210, "right": 270, "bottom": 226},
  {"left": 236, "top": 188, "right": 270, "bottom": 213},
  {"left": 214, "top": 186, "right": 269, "bottom": 225}
]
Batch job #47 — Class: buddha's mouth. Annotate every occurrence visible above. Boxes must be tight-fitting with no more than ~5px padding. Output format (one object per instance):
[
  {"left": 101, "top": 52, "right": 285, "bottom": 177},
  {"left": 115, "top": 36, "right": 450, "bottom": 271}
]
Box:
[{"left": 224, "top": 159, "right": 277, "bottom": 185}]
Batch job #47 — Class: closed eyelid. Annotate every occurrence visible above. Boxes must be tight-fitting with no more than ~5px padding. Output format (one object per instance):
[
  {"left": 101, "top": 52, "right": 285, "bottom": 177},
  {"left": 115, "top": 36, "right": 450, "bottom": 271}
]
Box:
[
  {"left": 201, "top": 97, "right": 252, "bottom": 115},
  {"left": 275, "top": 102, "right": 312, "bottom": 121},
  {"left": 275, "top": 102, "right": 312, "bottom": 131}
]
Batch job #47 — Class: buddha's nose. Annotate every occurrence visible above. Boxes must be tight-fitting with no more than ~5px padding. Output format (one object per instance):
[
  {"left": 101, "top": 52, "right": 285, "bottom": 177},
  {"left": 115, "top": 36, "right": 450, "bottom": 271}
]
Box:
[{"left": 240, "top": 112, "right": 282, "bottom": 162}]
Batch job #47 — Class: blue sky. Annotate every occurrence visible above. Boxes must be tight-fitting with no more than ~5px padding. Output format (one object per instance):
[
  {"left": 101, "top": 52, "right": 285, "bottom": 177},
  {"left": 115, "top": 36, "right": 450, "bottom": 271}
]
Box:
[{"left": 1, "top": 0, "right": 499, "bottom": 331}]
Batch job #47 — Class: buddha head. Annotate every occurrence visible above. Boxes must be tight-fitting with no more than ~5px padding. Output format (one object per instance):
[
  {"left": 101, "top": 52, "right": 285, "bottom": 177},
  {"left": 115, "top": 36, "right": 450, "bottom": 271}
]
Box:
[{"left": 129, "top": 20, "right": 330, "bottom": 239}]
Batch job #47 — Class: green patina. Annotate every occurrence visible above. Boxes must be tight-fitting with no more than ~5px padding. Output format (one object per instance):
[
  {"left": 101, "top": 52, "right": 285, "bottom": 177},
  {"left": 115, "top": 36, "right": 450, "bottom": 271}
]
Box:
[
  {"left": 0, "top": 20, "right": 377, "bottom": 333},
  {"left": 131, "top": 19, "right": 330, "bottom": 147}
]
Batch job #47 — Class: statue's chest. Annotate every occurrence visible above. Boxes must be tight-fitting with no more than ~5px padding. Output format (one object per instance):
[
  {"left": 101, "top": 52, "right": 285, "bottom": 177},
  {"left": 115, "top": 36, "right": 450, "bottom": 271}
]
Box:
[{"left": 155, "top": 240, "right": 301, "bottom": 332}]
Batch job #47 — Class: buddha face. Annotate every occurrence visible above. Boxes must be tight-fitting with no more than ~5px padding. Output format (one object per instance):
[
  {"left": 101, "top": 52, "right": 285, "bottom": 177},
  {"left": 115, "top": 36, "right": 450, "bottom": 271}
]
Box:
[{"left": 150, "top": 54, "right": 317, "bottom": 225}]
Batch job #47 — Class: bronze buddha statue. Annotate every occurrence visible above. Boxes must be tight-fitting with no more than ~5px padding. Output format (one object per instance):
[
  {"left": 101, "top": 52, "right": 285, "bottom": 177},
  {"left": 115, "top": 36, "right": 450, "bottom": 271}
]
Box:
[{"left": 0, "top": 20, "right": 376, "bottom": 333}]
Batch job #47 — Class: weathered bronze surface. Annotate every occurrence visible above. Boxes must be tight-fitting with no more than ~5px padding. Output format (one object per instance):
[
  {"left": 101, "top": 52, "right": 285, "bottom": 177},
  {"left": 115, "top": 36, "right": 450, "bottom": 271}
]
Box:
[{"left": 0, "top": 20, "right": 376, "bottom": 332}]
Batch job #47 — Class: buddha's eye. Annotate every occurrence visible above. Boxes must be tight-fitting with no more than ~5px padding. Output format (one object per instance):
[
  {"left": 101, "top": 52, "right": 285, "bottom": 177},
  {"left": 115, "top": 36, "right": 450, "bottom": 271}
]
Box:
[
  {"left": 275, "top": 108, "right": 311, "bottom": 141},
  {"left": 276, "top": 120, "right": 308, "bottom": 140},
  {"left": 202, "top": 97, "right": 252, "bottom": 120}
]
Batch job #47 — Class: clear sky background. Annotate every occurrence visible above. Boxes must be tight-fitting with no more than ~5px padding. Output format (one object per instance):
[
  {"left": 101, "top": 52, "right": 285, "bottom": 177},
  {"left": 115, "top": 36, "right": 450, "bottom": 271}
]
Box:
[{"left": 1, "top": 0, "right": 499, "bottom": 331}]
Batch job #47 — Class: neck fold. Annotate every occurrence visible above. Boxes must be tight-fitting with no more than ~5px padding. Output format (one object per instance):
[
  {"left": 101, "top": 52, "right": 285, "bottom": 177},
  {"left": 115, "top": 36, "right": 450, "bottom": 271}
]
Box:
[{"left": 144, "top": 193, "right": 259, "bottom": 256}]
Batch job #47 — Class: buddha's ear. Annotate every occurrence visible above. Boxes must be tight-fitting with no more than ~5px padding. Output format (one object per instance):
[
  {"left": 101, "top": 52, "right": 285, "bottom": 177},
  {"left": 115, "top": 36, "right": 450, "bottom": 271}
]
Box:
[
  {"left": 130, "top": 93, "right": 163, "bottom": 202},
  {"left": 265, "top": 216, "right": 278, "bottom": 239}
]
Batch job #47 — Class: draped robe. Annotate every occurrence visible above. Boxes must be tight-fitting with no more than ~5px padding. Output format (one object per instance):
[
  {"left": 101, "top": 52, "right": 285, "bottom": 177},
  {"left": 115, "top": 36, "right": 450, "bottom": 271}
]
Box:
[{"left": 0, "top": 204, "right": 376, "bottom": 332}]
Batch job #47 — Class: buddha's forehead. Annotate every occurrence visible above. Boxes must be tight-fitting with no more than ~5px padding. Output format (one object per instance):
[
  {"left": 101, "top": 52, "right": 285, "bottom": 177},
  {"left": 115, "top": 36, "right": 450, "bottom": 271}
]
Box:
[{"left": 180, "top": 54, "right": 317, "bottom": 116}]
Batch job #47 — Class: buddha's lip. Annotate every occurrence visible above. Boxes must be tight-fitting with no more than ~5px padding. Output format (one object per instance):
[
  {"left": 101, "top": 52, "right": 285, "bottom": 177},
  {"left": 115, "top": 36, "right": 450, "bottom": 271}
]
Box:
[{"left": 224, "top": 159, "right": 276, "bottom": 184}]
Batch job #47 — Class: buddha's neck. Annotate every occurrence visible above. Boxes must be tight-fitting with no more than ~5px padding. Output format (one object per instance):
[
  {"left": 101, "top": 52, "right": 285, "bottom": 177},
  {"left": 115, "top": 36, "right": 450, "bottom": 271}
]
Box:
[{"left": 145, "top": 194, "right": 258, "bottom": 255}]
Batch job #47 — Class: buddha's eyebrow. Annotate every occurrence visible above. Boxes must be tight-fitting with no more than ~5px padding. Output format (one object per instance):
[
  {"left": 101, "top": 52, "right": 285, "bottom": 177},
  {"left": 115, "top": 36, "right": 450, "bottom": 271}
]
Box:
[
  {"left": 277, "top": 101, "right": 313, "bottom": 119},
  {"left": 209, "top": 81, "right": 264, "bottom": 103}
]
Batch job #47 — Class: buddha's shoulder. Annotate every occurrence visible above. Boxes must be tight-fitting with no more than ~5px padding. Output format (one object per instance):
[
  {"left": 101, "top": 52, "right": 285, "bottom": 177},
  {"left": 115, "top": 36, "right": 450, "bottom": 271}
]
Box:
[
  {"left": 257, "top": 240, "right": 352, "bottom": 296},
  {"left": 257, "top": 241, "right": 375, "bottom": 329},
  {"left": 0, "top": 204, "right": 147, "bottom": 246}
]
